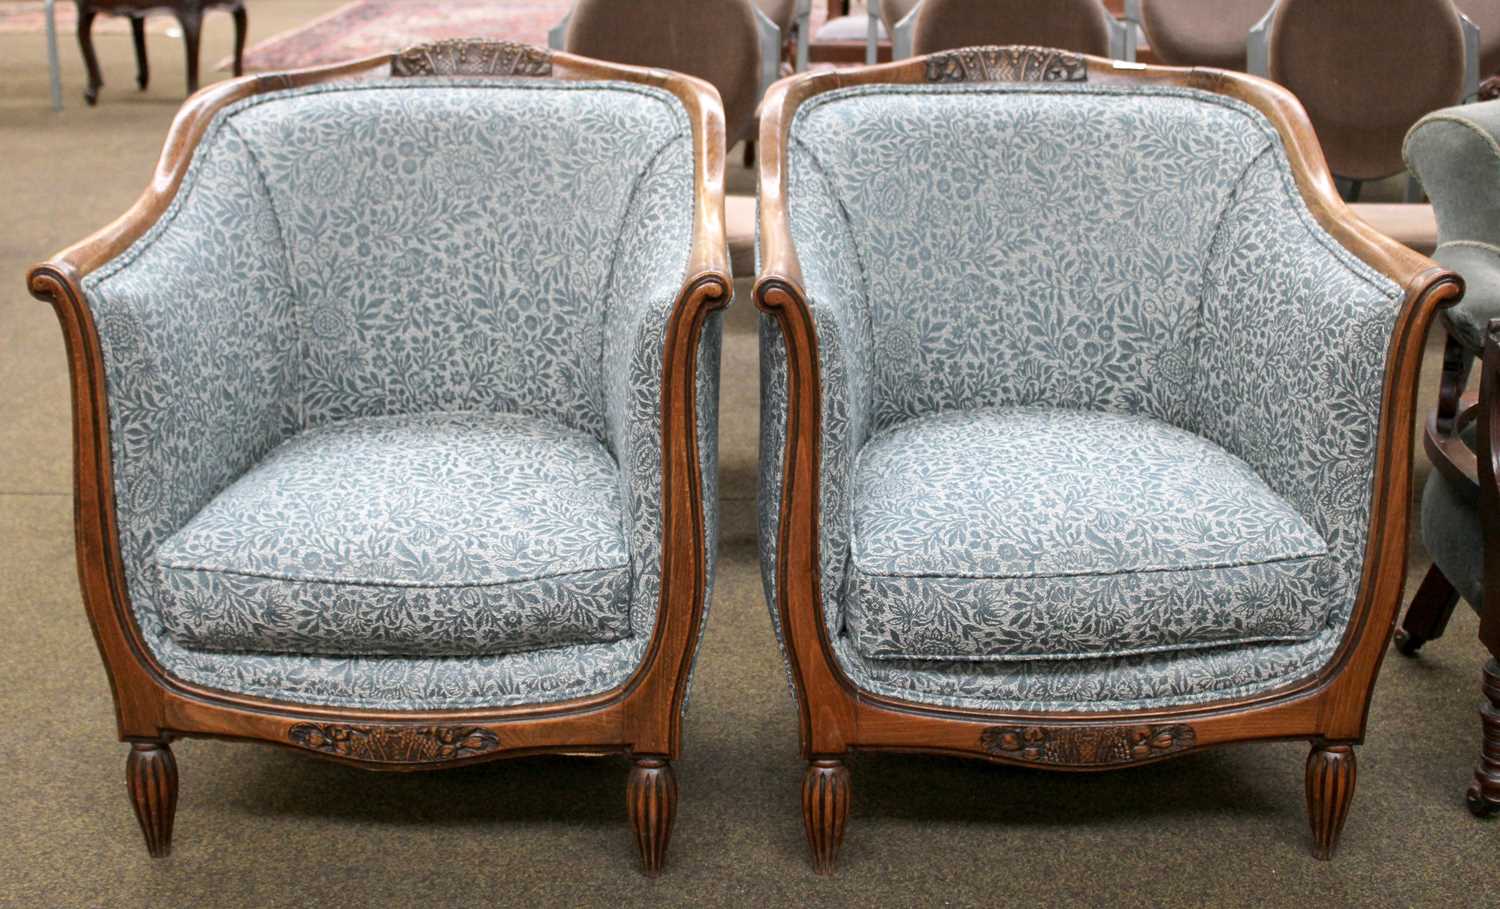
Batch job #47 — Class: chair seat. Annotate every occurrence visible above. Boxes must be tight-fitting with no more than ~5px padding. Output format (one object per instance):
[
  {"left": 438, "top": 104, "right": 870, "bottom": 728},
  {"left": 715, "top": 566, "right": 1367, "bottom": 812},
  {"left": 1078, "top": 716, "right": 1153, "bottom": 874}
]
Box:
[
  {"left": 155, "top": 412, "right": 632, "bottom": 658},
  {"left": 1421, "top": 428, "right": 1485, "bottom": 610},
  {"left": 845, "top": 407, "right": 1335, "bottom": 662}
]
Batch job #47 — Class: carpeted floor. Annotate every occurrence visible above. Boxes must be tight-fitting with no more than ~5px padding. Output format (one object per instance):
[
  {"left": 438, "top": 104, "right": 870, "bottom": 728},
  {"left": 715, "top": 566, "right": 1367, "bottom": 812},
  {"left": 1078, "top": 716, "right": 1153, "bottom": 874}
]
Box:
[{"left": 0, "top": 3, "right": 1495, "bottom": 906}]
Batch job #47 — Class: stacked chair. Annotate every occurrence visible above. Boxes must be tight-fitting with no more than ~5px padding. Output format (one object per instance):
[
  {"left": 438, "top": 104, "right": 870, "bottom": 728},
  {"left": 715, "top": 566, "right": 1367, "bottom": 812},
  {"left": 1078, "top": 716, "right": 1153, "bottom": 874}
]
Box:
[{"left": 872, "top": 0, "right": 1133, "bottom": 61}]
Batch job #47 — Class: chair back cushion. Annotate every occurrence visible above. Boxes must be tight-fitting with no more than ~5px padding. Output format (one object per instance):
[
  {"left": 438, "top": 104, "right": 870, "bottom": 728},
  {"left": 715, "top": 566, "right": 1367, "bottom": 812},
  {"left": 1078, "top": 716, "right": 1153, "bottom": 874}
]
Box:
[
  {"left": 1140, "top": 0, "right": 1271, "bottom": 70},
  {"left": 217, "top": 79, "right": 690, "bottom": 438},
  {"left": 787, "top": 81, "right": 1273, "bottom": 434},
  {"left": 912, "top": 0, "right": 1116, "bottom": 57},
  {"left": 565, "top": 0, "right": 763, "bottom": 146},
  {"left": 1268, "top": 0, "right": 1466, "bottom": 181}
]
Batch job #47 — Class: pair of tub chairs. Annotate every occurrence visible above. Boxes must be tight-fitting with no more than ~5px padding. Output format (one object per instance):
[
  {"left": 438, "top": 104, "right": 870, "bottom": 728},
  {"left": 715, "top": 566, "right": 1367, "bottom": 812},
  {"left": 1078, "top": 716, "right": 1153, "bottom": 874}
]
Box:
[{"left": 27, "top": 40, "right": 1463, "bottom": 875}]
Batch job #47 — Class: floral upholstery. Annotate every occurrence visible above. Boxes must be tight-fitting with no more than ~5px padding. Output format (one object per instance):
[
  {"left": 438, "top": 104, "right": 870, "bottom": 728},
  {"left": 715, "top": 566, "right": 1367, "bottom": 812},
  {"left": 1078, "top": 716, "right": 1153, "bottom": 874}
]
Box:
[
  {"left": 845, "top": 407, "right": 1332, "bottom": 662},
  {"left": 759, "top": 82, "right": 1402, "bottom": 712},
  {"left": 156, "top": 413, "right": 633, "bottom": 657},
  {"left": 82, "top": 79, "right": 716, "bottom": 710}
]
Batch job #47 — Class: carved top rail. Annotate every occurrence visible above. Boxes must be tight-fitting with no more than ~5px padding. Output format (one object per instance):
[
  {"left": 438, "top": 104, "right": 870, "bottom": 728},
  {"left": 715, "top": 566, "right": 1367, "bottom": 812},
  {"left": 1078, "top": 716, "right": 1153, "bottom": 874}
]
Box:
[
  {"left": 391, "top": 39, "right": 553, "bottom": 78},
  {"left": 924, "top": 46, "right": 1088, "bottom": 84}
]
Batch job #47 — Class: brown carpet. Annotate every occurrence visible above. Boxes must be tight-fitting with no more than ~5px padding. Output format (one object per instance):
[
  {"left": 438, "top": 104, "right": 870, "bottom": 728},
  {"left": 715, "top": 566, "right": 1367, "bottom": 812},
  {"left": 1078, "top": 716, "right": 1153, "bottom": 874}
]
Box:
[{"left": 0, "top": 3, "right": 1494, "bottom": 906}]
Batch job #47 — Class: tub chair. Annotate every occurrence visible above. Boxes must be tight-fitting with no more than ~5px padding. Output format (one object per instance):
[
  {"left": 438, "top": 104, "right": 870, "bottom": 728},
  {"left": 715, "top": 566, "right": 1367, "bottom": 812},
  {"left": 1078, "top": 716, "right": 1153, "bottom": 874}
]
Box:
[
  {"left": 754, "top": 45, "right": 1461, "bottom": 872},
  {"left": 26, "top": 39, "right": 730, "bottom": 874},
  {"left": 1396, "top": 99, "right": 1500, "bottom": 816}
]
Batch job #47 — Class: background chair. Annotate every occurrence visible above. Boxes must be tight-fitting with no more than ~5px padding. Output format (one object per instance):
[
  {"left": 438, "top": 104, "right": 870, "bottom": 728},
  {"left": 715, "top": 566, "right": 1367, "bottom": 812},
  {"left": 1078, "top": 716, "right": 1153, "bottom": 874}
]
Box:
[
  {"left": 26, "top": 38, "right": 729, "bottom": 874},
  {"left": 1127, "top": 0, "right": 1272, "bottom": 69},
  {"left": 69, "top": 0, "right": 247, "bottom": 106},
  {"left": 550, "top": 0, "right": 779, "bottom": 151},
  {"left": 759, "top": 0, "right": 813, "bottom": 71},
  {"left": 875, "top": 0, "right": 1132, "bottom": 61},
  {"left": 756, "top": 44, "right": 1460, "bottom": 872},
  {"left": 1248, "top": 0, "right": 1478, "bottom": 200},
  {"left": 1396, "top": 99, "right": 1500, "bottom": 816}
]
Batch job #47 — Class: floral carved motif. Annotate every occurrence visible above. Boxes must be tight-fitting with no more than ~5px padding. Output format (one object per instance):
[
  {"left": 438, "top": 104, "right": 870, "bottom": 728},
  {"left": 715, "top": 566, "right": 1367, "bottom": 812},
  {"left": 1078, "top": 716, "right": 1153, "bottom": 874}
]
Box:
[
  {"left": 287, "top": 723, "right": 502, "bottom": 764},
  {"left": 980, "top": 723, "right": 1196, "bottom": 766},
  {"left": 391, "top": 39, "right": 552, "bottom": 78},
  {"left": 925, "top": 46, "right": 1088, "bottom": 84}
]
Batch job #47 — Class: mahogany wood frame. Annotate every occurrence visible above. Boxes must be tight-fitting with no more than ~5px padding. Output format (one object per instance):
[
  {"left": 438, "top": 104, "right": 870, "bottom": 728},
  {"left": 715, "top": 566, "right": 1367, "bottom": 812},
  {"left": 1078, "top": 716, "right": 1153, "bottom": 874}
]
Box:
[
  {"left": 26, "top": 39, "right": 731, "bottom": 875},
  {"left": 753, "top": 45, "right": 1464, "bottom": 872},
  {"left": 1394, "top": 316, "right": 1500, "bottom": 817}
]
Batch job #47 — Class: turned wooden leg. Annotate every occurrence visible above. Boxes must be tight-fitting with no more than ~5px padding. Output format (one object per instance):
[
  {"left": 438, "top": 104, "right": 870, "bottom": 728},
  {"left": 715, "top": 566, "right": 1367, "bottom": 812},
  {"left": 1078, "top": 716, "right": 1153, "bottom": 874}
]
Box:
[
  {"left": 626, "top": 758, "right": 676, "bottom": 876},
  {"left": 1306, "top": 744, "right": 1356, "bottom": 860},
  {"left": 802, "top": 759, "right": 850, "bottom": 875},
  {"left": 126, "top": 742, "right": 178, "bottom": 858},
  {"left": 77, "top": 4, "right": 102, "bottom": 105},
  {"left": 177, "top": 7, "right": 203, "bottom": 95},
  {"left": 231, "top": 4, "right": 247, "bottom": 77},
  {"left": 1467, "top": 658, "right": 1500, "bottom": 817},
  {"left": 129, "top": 15, "right": 148, "bottom": 89},
  {"left": 1395, "top": 566, "right": 1461, "bottom": 656}
]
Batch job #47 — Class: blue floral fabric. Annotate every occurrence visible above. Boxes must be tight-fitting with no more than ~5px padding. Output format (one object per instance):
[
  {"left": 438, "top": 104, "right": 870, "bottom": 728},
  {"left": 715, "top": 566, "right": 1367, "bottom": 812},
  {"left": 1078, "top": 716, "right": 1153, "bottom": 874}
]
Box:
[
  {"left": 82, "top": 78, "right": 714, "bottom": 710},
  {"left": 156, "top": 413, "right": 633, "bottom": 657},
  {"left": 845, "top": 407, "right": 1333, "bottom": 662},
  {"left": 759, "top": 82, "right": 1403, "bottom": 712}
]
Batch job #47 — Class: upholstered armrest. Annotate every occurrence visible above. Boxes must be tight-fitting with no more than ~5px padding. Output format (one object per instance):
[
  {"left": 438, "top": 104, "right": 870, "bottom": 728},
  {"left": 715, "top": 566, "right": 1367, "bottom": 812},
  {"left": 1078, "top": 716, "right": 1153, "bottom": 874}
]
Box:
[
  {"left": 1191, "top": 146, "right": 1416, "bottom": 591},
  {"left": 1406, "top": 100, "right": 1500, "bottom": 352},
  {"left": 33, "top": 113, "right": 300, "bottom": 570},
  {"left": 757, "top": 137, "right": 873, "bottom": 643}
]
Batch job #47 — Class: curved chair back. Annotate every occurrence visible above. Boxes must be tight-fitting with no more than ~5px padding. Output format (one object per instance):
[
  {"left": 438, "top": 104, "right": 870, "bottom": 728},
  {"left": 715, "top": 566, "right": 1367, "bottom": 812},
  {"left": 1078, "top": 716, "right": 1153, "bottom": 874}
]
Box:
[
  {"left": 1137, "top": 0, "right": 1272, "bottom": 70},
  {"left": 1260, "top": 0, "right": 1470, "bottom": 181},
  {"left": 901, "top": 0, "right": 1126, "bottom": 60},
  {"left": 1456, "top": 0, "right": 1500, "bottom": 79},
  {"left": 1406, "top": 100, "right": 1500, "bottom": 353},
  {"left": 556, "top": 0, "right": 777, "bottom": 147}
]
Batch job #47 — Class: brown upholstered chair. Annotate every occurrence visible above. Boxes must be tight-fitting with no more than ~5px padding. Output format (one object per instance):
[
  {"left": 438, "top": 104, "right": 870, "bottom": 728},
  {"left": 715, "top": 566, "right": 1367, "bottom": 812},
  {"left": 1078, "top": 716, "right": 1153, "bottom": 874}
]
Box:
[
  {"left": 879, "top": 0, "right": 1132, "bottom": 60},
  {"left": 551, "top": 0, "right": 780, "bottom": 149},
  {"left": 1248, "top": 0, "right": 1478, "bottom": 197},
  {"left": 1128, "top": 0, "right": 1272, "bottom": 70}
]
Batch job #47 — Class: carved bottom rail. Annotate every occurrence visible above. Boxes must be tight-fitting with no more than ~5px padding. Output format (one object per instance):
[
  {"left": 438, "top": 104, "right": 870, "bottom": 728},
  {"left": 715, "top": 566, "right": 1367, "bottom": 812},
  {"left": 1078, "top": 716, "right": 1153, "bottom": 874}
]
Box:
[
  {"left": 286, "top": 723, "right": 502, "bottom": 765},
  {"left": 979, "top": 723, "right": 1196, "bottom": 767}
]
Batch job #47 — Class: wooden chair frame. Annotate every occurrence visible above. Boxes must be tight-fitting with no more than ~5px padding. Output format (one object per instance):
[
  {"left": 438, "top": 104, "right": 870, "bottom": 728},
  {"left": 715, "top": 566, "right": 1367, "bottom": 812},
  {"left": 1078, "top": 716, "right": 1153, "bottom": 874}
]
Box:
[
  {"left": 25, "top": 39, "right": 731, "bottom": 875},
  {"left": 753, "top": 45, "right": 1463, "bottom": 872}
]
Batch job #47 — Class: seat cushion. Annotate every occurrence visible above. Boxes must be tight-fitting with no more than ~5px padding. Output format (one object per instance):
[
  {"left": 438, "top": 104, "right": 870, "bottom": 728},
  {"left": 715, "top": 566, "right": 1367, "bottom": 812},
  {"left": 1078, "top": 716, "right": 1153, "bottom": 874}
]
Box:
[
  {"left": 155, "top": 413, "right": 632, "bottom": 658},
  {"left": 845, "top": 407, "right": 1336, "bottom": 662}
]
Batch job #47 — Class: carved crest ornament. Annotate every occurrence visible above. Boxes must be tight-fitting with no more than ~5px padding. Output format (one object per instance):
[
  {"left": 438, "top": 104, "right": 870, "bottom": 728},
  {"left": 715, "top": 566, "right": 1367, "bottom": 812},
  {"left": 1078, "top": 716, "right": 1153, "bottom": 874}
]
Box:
[
  {"left": 288, "top": 723, "right": 502, "bottom": 764},
  {"left": 925, "top": 46, "right": 1088, "bottom": 84},
  {"left": 980, "top": 723, "right": 1196, "bottom": 766},
  {"left": 391, "top": 39, "right": 553, "bottom": 78}
]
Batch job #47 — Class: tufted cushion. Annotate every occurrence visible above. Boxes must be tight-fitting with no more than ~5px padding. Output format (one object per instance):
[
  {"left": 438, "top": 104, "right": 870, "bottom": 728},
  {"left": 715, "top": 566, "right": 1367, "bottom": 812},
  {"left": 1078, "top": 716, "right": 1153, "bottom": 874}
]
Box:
[
  {"left": 844, "top": 408, "right": 1333, "bottom": 662},
  {"left": 155, "top": 412, "right": 632, "bottom": 658}
]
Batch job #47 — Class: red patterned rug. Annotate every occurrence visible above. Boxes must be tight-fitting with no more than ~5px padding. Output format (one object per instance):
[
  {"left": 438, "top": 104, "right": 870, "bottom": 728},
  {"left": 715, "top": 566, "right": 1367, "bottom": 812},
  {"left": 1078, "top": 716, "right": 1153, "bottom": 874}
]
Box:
[
  {"left": 225, "top": 0, "right": 571, "bottom": 72},
  {"left": 222, "top": 0, "right": 834, "bottom": 73}
]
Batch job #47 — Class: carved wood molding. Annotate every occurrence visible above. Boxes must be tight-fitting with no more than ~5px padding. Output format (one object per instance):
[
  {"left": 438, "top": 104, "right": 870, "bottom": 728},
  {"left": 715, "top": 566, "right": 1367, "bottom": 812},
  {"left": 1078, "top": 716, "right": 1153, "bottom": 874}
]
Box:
[
  {"left": 979, "top": 723, "right": 1196, "bottom": 766},
  {"left": 391, "top": 39, "right": 552, "bottom": 78},
  {"left": 287, "top": 723, "right": 502, "bottom": 764},
  {"left": 924, "top": 46, "right": 1087, "bottom": 84}
]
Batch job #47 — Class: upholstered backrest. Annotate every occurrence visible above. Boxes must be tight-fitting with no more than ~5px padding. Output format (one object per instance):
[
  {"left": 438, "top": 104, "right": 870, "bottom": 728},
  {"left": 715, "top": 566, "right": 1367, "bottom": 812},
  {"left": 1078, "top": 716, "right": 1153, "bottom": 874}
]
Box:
[
  {"left": 189, "top": 80, "right": 690, "bottom": 439},
  {"left": 1268, "top": 0, "right": 1466, "bottom": 181},
  {"left": 912, "top": 0, "right": 1116, "bottom": 57},
  {"left": 786, "top": 82, "right": 1274, "bottom": 433},
  {"left": 1141, "top": 0, "right": 1271, "bottom": 69},
  {"left": 565, "top": 0, "right": 763, "bottom": 147}
]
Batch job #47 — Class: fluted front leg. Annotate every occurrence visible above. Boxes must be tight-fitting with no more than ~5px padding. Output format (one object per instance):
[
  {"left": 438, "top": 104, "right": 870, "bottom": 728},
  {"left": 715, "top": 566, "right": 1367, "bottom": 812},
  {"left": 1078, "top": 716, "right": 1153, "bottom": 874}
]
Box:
[
  {"left": 626, "top": 758, "right": 677, "bottom": 876},
  {"left": 1305, "top": 744, "right": 1356, "bottom": 860},
  {"left": 802, "top": 759, "right": 850, "bottom": 874},
  {"left": 126, "top": 742, "right": 178, "bottom": 858},
  {"left": 1467, "top": 657, "right": 1500, "bottom": 817}
]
